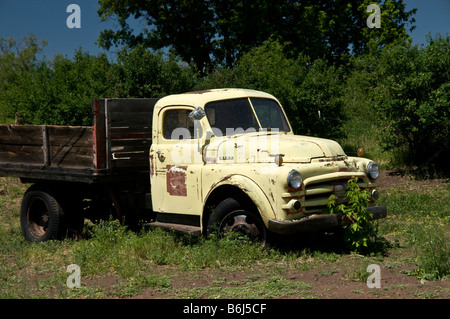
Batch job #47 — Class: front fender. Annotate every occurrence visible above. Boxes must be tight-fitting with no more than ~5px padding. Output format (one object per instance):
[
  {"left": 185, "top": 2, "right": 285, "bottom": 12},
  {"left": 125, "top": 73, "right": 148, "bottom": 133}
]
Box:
[{"left": 204, "top": 174, "right": 276, "bottom": 227}]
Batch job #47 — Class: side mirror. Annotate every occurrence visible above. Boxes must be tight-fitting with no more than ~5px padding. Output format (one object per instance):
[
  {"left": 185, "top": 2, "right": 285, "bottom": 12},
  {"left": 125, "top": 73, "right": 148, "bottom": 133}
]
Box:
[{"left": 189, "top": 107, "right": 206, "bottom": 121}]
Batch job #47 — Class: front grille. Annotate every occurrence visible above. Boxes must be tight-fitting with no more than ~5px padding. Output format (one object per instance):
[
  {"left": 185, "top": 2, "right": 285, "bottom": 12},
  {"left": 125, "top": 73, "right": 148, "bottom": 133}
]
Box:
[{"left": 303, "top": 178, "right": 362, "bottom": 214}]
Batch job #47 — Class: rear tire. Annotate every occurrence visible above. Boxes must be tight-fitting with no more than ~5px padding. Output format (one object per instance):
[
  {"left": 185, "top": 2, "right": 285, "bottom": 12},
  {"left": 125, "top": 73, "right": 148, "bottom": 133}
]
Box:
[{"left": 20, "top": 185, "right": 66, "bottom": 242}]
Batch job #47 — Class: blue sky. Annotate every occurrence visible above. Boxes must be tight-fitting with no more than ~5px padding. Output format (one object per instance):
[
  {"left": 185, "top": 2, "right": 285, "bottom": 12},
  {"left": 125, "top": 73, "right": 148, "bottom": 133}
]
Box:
[{"left": 0, "top": 0, "right": 448, "bottom": 61}]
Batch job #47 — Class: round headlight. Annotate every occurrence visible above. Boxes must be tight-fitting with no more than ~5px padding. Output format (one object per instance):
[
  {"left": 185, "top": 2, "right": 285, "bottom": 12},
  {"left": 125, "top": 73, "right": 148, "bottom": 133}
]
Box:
[
  {"left": 287, "top": 170, "right": 303, "bottom": 189},
  {"left": 367, "top": 162, "right": 380, "bottom": 180}
]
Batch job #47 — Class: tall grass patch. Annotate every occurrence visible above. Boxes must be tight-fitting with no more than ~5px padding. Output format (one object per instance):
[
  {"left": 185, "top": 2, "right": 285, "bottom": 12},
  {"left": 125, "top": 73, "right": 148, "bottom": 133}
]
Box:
[
  {"left": 408, "top": 223, "right": 449, "bottom": 280},
  {"left": 72, "top": 220, "right": 287, "bottom": 279},
  {"left": 73, "top": 219, "right": 145, "bottom": 278},
  {"left": 379, "top": 185, "right": 450, "bottom": 280}
]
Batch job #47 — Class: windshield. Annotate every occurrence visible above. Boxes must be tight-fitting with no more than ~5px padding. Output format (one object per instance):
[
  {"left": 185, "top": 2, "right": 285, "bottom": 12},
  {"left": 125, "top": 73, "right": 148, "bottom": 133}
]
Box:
[
  {"left": 205, "top": 97, "right": 290, "bottom": 136},
  {"left": 251, "top": 98, "right": 291, "bottom": 132}
]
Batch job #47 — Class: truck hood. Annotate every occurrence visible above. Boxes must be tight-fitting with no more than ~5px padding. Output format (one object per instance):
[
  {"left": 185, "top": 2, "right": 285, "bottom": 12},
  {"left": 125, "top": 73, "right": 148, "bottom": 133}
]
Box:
[{"left": 203, "top": 132, "right": 346, "bottom": 164}]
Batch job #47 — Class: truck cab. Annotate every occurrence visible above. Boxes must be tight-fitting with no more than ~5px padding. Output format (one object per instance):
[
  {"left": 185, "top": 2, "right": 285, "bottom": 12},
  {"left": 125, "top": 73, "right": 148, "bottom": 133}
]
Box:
[{"left": 147, "top": 88, "right": 386, "bottom": 240}]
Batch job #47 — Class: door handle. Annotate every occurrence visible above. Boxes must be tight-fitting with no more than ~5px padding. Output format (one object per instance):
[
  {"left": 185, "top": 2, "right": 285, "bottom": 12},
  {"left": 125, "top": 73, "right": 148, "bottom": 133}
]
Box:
[{"left": 156, "top": 150, "right": 165, "bottom": 162}]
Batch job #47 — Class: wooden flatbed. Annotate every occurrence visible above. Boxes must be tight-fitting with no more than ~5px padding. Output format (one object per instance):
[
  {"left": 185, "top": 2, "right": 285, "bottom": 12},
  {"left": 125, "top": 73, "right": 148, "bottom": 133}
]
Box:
[{"left": 0, "top": 98, "right": 158, "bottom": 184}]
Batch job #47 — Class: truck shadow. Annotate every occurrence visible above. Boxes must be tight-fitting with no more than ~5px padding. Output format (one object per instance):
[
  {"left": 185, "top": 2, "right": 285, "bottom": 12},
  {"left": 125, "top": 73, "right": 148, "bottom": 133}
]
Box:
[{"left": 265, "top": 231, "right": 392, "bottom": 256}]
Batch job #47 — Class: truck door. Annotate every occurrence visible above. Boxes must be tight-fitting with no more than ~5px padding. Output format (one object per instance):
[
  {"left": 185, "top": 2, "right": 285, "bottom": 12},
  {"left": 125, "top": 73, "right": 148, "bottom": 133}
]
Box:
[{"left": 150, "top": 106, "right": 204, "bottom": 216}]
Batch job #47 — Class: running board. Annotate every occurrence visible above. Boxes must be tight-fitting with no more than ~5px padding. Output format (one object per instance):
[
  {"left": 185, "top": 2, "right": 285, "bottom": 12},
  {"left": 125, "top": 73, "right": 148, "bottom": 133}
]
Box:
[{"left": 144, "top": 221, "right": 202, "bottom": 236}]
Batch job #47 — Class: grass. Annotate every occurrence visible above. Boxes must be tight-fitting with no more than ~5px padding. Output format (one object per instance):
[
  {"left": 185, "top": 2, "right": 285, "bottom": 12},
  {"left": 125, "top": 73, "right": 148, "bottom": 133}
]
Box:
[
  {"left": 378, "top": 184, "right": 450, "bottom": 280},
  {"left": 172, "top": 276, "right": 314, "bottom": 299},
  {"left": 0, "top": 176, "right": 449, "bottom": 299}
]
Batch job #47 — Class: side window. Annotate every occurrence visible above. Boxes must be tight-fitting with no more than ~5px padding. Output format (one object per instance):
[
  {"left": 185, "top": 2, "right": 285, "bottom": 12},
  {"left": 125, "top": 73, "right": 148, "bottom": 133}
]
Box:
[{"left": 162, "top": 109, "right": 195, "bottom": 140}]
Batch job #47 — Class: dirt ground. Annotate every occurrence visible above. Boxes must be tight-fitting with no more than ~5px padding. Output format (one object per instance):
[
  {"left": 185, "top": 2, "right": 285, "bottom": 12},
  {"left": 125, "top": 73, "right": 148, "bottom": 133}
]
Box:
[
  {"left": 86, "top": 260, "right": 448, "bottom": 299},
  {"left": 119, "top": 264, "right": 449, "bottom": 299},
  {"left": 376, "top": 169, "right": 449, "bottom": 190}
]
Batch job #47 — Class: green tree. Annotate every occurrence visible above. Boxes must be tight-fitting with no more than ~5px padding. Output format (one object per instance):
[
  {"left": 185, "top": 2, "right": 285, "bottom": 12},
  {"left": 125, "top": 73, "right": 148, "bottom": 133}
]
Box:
[
  {"left": 30, "top": 50, "right": 115, "bottom": 125},
  {"left": 111, "top": 44, "right": 198, "bottom": 98},
  {"left": 97, "top": 0, "right": 216, "bottom": 75},
  {"left": 97, "top": 0, "right": 416, "bottom": 73},
  {"left": 0, "top": 43, "right": 114, "bottom": 125},
  {"left": 351, "top": 34, "right": 450, "bottom": 173},
  {"left": 211, "top": 0, "right": 284, "bottom": 67},
  {"left": 0, "top": 35, "right": 198, "bottom": 126},
  {"left": 349, "top": 0, "right": 416, "bottom": 57},
  {"left": 0, "top": 35, "right": 47, "bottom": 122}
]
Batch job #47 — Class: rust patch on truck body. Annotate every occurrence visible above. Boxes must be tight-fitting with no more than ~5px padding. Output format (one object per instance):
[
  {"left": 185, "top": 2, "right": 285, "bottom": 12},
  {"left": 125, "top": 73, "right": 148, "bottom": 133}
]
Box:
[{"left": 166, "top": 165, "right": 187, "bottom": 196}]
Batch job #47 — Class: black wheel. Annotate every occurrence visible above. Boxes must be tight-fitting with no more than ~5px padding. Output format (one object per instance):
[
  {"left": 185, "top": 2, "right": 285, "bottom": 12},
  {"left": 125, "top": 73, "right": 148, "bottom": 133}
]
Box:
[
  {"left": 207, "top": 198, "right": 267, "bottom": 242},
  {"left": 20, "top": 185, "right": 66, "bottom": 242}
]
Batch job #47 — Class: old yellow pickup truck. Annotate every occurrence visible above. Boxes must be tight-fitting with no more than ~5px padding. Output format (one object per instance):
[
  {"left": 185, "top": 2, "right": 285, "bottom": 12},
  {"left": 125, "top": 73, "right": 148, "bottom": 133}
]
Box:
[{"left": 0, "top": 88, "right": 386, "bottom": 242}]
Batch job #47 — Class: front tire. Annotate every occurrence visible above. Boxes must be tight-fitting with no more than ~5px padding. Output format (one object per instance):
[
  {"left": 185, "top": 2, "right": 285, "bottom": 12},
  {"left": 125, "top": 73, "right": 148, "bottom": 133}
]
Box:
[
  {"left": 20, "top": 185, "right": 66, "bottom": 242},
  {"left": 207, "top": 198, "right": 267, "bottom": 242}
]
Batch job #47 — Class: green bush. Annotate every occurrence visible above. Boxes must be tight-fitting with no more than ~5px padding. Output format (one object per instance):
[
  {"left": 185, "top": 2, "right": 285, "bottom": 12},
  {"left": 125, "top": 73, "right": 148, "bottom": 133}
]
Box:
[
  {"left": 0, "top": 47, "right": 115, "bottom": 125},
  {"left": 327, "top": 178, "right": 377, "bottom": 253},
  {"left": 371, "top": 35, "right": 450, "bottom": 172},
  {"left": 112, "top": 44, "right": 198, "bottom": 98},
  {"left": 340, "top": 34, "right": 450, "bottom": 173},
  {"left": 0, "top": 38, "right": 197, "bottom": 126}
]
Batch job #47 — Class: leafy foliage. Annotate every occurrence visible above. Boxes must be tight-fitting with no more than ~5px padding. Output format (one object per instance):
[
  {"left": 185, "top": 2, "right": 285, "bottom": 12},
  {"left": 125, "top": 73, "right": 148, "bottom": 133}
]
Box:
[
  {"left": 0, "top": 39, "right": 197, "bottom": 125},
  {"left": 349, "top": 34, "right": 450, "bottom": 173},
  {"left": 327, "top": 178, "right": 376, "bottom": 253},
  {"left": 357, "top": 0, "right": 416, "bottom": 55},
  {"left": 31, "top": 51, "right": 114, "bottom": 125},
  {"left": 0, "top": 35, "right": 47, "bottom": 123},
  {"left": 97, "top": 0, "right": 416, "bottom": 73},
  {"left": 111, "top": 44, "right": 198, "bottom": 98},
  {"left": 0, "top": 39, "right": 114, "bottom": 125}
]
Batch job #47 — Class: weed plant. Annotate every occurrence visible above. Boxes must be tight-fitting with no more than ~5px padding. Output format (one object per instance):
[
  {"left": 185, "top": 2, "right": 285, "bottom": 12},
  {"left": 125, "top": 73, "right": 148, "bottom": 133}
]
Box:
[
  {"left": 408, "top": 223, "right": 449, "bottom": 280},
  {"left": 327, "top": 177, "right": 378, "bottom": 254}
]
